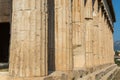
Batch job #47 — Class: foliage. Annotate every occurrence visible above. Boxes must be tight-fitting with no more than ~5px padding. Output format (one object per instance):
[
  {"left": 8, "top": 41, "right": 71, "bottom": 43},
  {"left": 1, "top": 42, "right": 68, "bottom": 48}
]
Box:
[{"left": 114, "top": 58, "right": 120, "bottom": 66}]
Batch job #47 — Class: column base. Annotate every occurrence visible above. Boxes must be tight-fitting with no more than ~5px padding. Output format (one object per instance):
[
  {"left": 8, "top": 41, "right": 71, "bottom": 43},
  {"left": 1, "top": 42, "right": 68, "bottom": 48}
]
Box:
[
  {"left": 0, "top": 72, "right": 9, "bottom": 80},
  {"left": 0, "top": 72, "right": 47, "bottom": 80},
  {"left": 9, "top": 77, "right": 46, "bottom": 80},
  {"left": 0, "top": 71, "right": 73, "bottom": 80},
  {"left": 0, "top": 64, "right": 117, "bottom": 80}
]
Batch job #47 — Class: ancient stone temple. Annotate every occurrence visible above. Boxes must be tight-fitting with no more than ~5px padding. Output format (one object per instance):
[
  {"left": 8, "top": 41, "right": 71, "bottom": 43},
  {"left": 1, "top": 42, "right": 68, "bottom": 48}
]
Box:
[{"left": 0, "top": 0, "right": 117, "bottom": 80}]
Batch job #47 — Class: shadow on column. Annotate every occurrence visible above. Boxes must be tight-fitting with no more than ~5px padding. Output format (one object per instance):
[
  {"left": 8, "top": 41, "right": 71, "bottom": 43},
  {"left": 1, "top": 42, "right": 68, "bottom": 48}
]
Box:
[{"left": 47, "top": 0, "right": 55, "bottom": 74}]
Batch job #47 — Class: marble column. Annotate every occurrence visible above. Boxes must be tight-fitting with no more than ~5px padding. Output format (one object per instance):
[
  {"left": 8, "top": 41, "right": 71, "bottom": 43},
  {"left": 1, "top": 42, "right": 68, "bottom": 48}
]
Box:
[
  {"left": 111, "top": 28, "right": 114, "bottom": 64},
  {"left": 104, "top": 17, "right": 108, "bottom": 64},
  {"left": 54, "top": 0, "right": 73, "bottom": 71},
  {"left": 72, "top": 0, "right": 86, "bottom": 70},
  {"left": 108, "top": 27, "right": 110, "bottom": 64},
  {"left": 110, "top": 28, "right": 114, "bottom": 63},
  {"left": 9, "top": 0, "right": 48, "bottom": 77},
  {"left": 98, "top": 6, "right": 103, "bottom": 65},
  {"left": 85, "top": 0, "right": 94, "bottom": 68},
  {"left": 85, "top": 0, "right": 93, "bottom": 19},
  {"left": 93, "top": 0, "right": 100, "bottom": 67},
  {"left": 109, "top": 26, "right": 113, "bottom": 64},
  {"left": 101, "top": 12, "right": 105, "bottom": 64},
  {"left": 108, "top": 27, "right": 111, "bottom": 64}
]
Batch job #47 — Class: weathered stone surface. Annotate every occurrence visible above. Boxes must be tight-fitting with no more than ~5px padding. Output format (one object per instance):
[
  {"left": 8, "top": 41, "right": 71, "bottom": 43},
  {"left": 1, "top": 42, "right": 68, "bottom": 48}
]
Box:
[
  {"left": 0, "top": 72, "right": 9, "bottom": 80},
  {"left": 72, "top": 0, "right": 86, "bottom": 70},
  {"left": 9, "top": 0, "right": 48, "bottom": 77},
  {"left": 54, "top": 0, "right": 73, "bottom": 71},
  {"left": 0, "top": 0, "right": 116, "bottom": 80}
]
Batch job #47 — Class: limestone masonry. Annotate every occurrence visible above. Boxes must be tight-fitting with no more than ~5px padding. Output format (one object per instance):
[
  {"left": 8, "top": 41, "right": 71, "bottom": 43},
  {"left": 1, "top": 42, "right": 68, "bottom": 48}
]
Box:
[{"left": 0, "top": 0, "right": 117, "bottom": 80}]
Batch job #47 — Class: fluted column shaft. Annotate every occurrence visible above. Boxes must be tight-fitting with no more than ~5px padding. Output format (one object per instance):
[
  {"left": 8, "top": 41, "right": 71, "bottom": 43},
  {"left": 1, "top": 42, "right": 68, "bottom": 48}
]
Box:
[
  {"left": 98, "top": 7, "right": 103, "bottom": 65},
  {"left": 9, "top": 0, "right": 48, "bottom": 77},
  {"left": 110, "top": 29, "right": 114, "bottom": 63},
  {"left": 101, "top": 13, "right": 105, "bottom": 65},
  {"left": 85, "top": 0, "right": 94, "bottom": 69},
  {"left": 104, "top": 17, "right": 108, "bottom": 64},
  {"left": 72, "top": 0, "right": 86, "bottom": 70},
  {"left": 93, "top": 0, "right": 100, "bottom": 67},
  {"left": 85, "top": 0, "right": 93, "bottom": 19},
  {"left": 54, "top": 0, "right": 73, "bottom": 71}
]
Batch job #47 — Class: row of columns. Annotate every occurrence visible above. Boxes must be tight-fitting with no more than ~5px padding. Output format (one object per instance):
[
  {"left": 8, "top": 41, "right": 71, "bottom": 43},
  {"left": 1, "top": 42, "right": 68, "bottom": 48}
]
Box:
[
  {"left": 84, "top": 0, "right": 115, "bottom": 69},
  {"left": 9, "top": 0, "right": 115, "bottom": 79}
]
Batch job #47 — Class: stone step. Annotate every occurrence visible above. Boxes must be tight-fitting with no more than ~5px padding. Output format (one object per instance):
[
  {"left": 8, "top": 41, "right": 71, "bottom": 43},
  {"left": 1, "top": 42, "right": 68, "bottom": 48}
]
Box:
[
  {"left": 77, "top": 64, "right": 117, "bottom": 80},
  {"left": 0, "top": 72, "right": 9, "bottom": 80},
  {"left": 100, "top": 66, "right": 118, "bottom": 80}
]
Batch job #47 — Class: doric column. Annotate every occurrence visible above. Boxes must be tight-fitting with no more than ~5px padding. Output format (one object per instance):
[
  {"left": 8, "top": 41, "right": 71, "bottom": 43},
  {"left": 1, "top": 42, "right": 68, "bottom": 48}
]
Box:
[
  {"left": 99, "top": 5, "right": 104, "bottom": 65},
  {"left": 105, "top": 23, "right": 107, "bottom": 64},
  {"left": 93, "top": 0, "right": 100, "bottom": 67},
  {"left": 9, "top": 0, "right": 48, "bottom": 77},
  {"left": 104, "top": 17, "right": 108, "bottom": 64},
  {"left": 85, "top": 0, "right": 93, "bottom": 19},
  {"left": 107, "top": 26, "right": 112, "bottom": 63},
  {"left": 107, "top": 24, "right": 110, "bottom": 64},
  {"left": 108, "top": 27, "right": 111, "bottom": 64},
  {"left": 109, "top": 28, "right": 114, "bottom": 63},
  {"left": 107, "top": 23, "right": 110, "bottom": 64},
  {"left": 110, "top": 29, "right": 114, "bottom": 63},
  {"left": 98, "top": 6, "right": 103, "bottom": 65},
  {"left": 85, "top": 0, "right": 94, "bottom": 69},
  {"left": 101, "top": 13, "right": 105, "bottom": 65},
  {"left": 108, "top": 26, "right": 112, "bottom": 64},
  {"left": 72, "top": 0, "right": 86, "bottom": 70},
  {"left": 54, "top": 0, "right": 73, "bottom": 71}
]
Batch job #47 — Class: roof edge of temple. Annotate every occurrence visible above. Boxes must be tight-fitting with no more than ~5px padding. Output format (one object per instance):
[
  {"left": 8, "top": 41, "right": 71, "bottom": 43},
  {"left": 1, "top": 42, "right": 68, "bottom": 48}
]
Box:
[
  {"left": 101, "top": 0, "right": 116, "bottom": 23},
  {"left": 107, "top": 0, "right": 116, "bottom": 22}
]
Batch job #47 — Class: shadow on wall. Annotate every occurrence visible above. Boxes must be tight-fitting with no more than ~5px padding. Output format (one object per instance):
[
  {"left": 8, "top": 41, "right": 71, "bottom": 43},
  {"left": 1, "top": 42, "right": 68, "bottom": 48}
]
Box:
[{"left": 48, "top": 0, "right": 55, "bottom": 73}]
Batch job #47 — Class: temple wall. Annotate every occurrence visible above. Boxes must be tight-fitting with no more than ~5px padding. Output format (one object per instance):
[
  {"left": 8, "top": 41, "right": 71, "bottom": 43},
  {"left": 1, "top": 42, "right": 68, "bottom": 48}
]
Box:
[{"left": 0, "top": 0, "right": 117, "bottom": 80}]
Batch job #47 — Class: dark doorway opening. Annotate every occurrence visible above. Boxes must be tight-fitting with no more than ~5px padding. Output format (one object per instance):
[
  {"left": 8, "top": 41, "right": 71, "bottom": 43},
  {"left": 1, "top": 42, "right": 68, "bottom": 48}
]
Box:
[{"left": 0, "top": 22, "right": 10, "bottom": 63}]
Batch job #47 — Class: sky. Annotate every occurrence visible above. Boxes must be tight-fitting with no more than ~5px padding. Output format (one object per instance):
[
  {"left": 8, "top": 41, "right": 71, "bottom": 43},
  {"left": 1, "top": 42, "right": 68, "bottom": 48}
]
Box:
[{"left": 112, "top": 0, "right": 120, "bottom": 42}]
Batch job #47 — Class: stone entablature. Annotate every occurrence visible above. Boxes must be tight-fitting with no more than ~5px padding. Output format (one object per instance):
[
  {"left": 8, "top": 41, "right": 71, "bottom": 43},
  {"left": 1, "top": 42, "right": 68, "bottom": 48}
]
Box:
[
  {"left": 101, "top": 0, "right": 115, "bottom": 32},
  {"left": 102, "top": 0, "right": 113, "bottom": 26}
]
